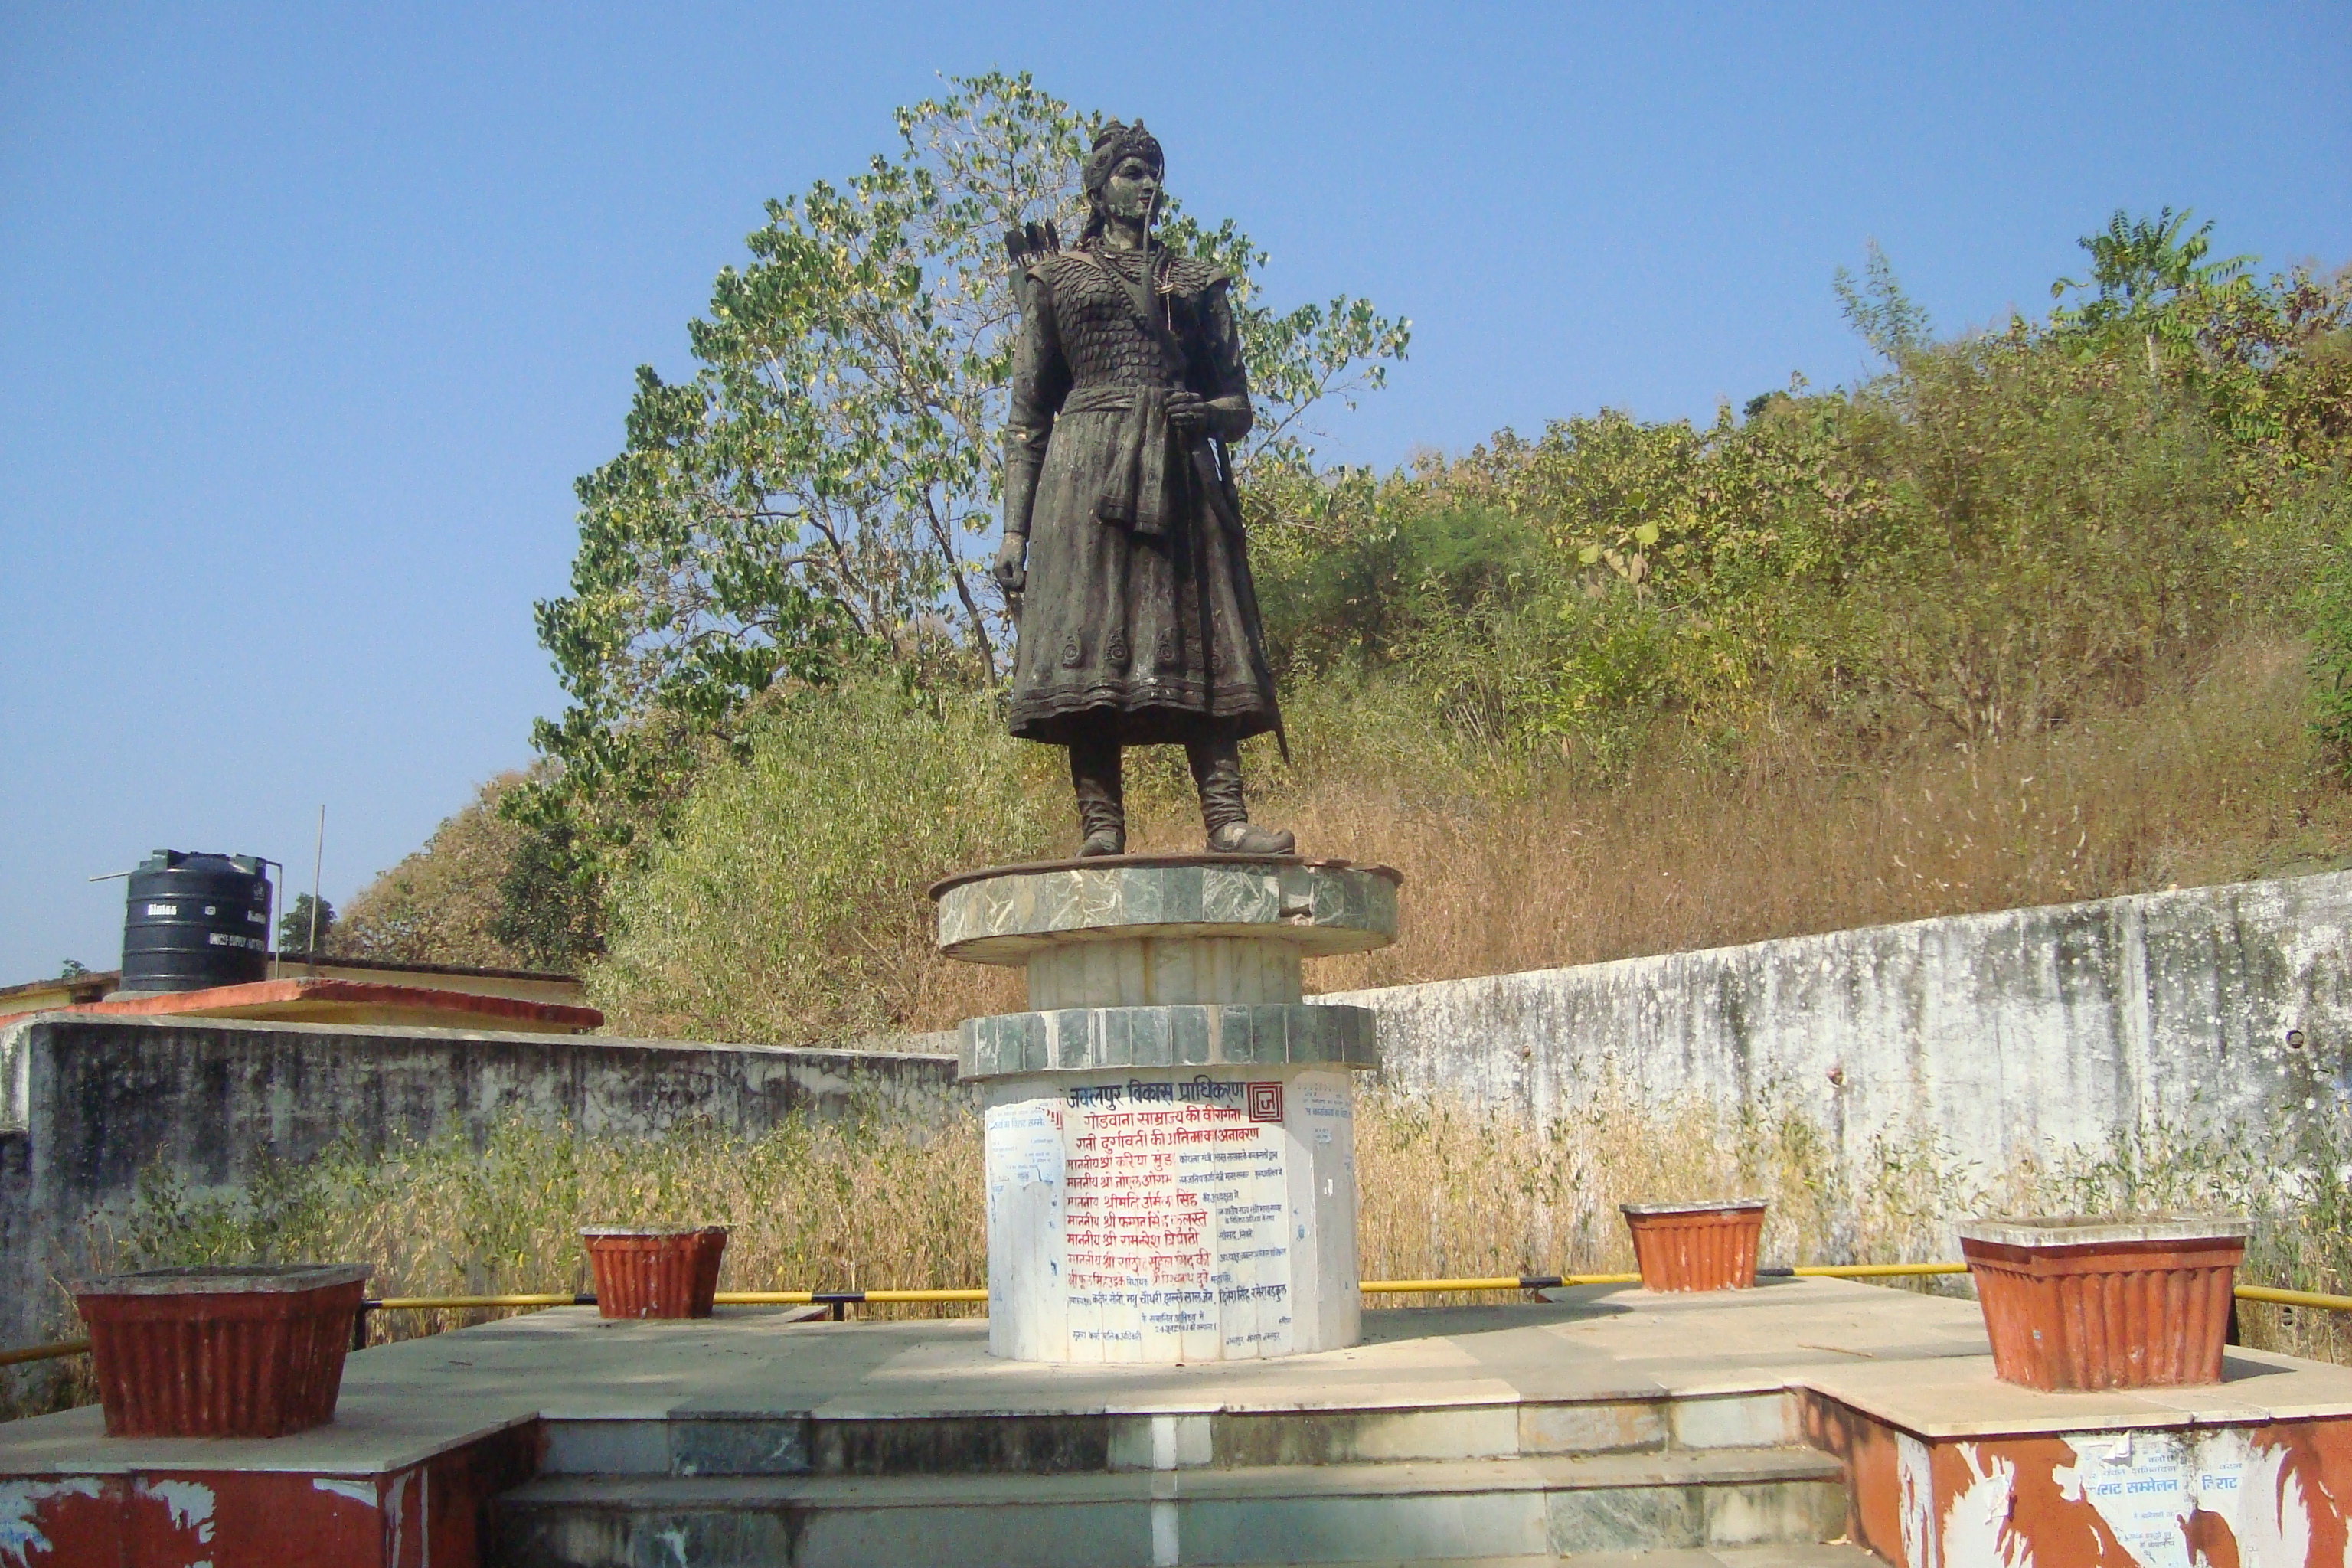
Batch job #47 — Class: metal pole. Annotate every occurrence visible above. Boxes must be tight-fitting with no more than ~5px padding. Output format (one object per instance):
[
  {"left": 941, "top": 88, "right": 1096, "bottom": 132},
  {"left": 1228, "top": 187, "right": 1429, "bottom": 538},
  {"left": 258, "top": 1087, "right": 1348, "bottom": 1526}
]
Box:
[{"left": 307, "top": 805, "right": 325, "bottom": 965}]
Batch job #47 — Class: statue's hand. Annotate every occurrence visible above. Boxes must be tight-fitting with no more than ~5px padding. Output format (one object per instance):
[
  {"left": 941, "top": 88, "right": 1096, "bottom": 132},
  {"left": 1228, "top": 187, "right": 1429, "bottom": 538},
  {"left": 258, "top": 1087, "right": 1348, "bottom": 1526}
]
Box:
[
  {"left": 1207, "top": 395, "right": 1254, "bottom": 443},
  {"left": 991, "top": 534, "right": 1027, "bottom": 596},
  {"left": 1165, "top": 388, "right": 1207, "bottom": 434}
]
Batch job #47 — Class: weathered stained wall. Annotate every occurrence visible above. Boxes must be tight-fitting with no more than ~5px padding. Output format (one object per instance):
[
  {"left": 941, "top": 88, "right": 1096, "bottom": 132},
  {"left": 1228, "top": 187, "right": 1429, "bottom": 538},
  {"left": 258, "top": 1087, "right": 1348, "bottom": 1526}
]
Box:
[
  {"left": 1321, "top": 871, "right": 2352, "bottom": 1174},
  {"left": 0, "top": 1016, "right": 964, "bottom": 1351}
]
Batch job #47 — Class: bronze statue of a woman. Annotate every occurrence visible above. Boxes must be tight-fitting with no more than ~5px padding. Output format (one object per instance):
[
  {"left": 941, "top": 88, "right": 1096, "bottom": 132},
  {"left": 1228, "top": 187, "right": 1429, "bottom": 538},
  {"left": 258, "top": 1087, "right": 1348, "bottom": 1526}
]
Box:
[{"left": 990, "top": 120, "right": 1294, "bottom": 858}]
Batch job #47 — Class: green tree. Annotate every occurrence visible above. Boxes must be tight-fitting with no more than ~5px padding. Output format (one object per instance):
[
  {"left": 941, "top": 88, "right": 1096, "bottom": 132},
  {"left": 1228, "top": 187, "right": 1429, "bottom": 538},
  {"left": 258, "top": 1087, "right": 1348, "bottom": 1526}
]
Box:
[
  {"left": 2050, "top": 207, "right": 2253, "bottom": 376},
  {"left": 490, "top": 818, "right": 606, "bottom": 972},
  {"left": 279, "top": 893, "right": 336, "bottom": 955},
  {"left": 1834, "top": 240, "right": 1933, "bottom": 366},
  {"left": 1245, "top": 227, "right": 2350, "bottom": 771},
  {"left": 2050, "top": 210, "right": 2352, "bottom": 456},
  {"left": 518, "top": 71, "right": 1406, "bottom": 896}
]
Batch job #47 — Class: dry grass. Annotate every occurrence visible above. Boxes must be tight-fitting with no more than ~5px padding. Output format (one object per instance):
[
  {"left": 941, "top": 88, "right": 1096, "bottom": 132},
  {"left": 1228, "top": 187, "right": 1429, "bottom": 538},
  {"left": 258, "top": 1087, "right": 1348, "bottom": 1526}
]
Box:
[
  {"left": 1104, "top": 631, "right": 2352, "bottom": 997},
  {"left": 659, "top": 632, "right": 2341, "bottom": 1039},
  {"left": 577, "top": 629, "right": 2352, "bottom": 1055},
  {"left": 8, "top": 1112, "right": 946, "bottom": 1419},
  {"left": 1351, "top": 1080, "right": 1961, "bottom": 1306},
  {"left": 64, "top": 1110, "right": 988, "bottom": 1352},
  {"left": 27, "top": 1087, "right": 1930, "bottom": 1352},
  {"left": 16, "top": 1081, "right": 2352, "bottom": 1420}
]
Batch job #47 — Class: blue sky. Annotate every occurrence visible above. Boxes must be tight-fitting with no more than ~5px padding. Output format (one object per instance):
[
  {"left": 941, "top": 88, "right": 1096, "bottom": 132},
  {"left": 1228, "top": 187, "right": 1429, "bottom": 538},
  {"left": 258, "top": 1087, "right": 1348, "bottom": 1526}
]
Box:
[{"left": 3, "top": 2, "right": 2347, "bottom": 981}]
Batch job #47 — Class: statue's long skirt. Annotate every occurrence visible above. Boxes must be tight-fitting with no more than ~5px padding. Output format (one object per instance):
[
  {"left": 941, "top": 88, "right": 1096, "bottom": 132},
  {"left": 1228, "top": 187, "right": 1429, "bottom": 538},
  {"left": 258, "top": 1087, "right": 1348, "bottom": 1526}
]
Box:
[{"left": 1005, "top": 407, "right": 1279, "bottom": 747}]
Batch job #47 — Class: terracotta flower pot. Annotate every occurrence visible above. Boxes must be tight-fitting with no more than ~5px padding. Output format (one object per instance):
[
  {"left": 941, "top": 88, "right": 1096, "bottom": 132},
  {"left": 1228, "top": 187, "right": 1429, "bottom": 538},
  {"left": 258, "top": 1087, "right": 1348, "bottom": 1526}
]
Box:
[
  {"left": 582, "top": 1226, "right": 728, "bottom": 1319},
  {"left": 1621, "top": 1200, "right": 1768, "bottom": 1292},
  {"left": 73, "top": 1263, "right": 372, "bottom": 1438},
  {"left": 1958, "top": 1214, "right": 2251, "bottom": 1390}
]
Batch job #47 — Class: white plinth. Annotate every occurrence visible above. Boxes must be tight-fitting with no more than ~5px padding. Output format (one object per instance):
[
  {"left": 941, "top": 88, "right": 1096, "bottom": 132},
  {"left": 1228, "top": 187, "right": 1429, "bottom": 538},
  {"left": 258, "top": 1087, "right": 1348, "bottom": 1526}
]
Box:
[
  {"left": 935, "top": 854, "right": 1398, "bottom": 1365},
  {"left": 982, "top": 1065, "right": 1359, "bottom": 1363}
]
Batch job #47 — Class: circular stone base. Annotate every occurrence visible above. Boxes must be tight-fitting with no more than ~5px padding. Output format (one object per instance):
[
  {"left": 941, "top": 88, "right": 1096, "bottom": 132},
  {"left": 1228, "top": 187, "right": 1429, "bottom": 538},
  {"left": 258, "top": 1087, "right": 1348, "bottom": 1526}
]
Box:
[
  {"left": 932, "top": 856, "right": 1400, "bottom": 966},
  {"left": 982, "top": 1064, "right": 1361, "bottom": 1363},
  {"left": 962, "top": 1003, "right": 1376, "bottom": 1080}
]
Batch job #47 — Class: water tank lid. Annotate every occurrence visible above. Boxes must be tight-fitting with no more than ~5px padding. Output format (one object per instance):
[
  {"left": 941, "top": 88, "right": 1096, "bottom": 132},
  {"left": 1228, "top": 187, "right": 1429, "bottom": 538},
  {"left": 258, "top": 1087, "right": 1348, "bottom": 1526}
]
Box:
[{"left": 136, "top": 849, "right": 266, "bottom": 877}]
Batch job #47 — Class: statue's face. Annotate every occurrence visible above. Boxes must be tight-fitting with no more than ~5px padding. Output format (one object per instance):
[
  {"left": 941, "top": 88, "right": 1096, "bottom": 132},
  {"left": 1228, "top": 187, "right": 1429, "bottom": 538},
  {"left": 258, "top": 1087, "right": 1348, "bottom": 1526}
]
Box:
[{"left": 1100, "top": 155, "right": 1160, "bottom": 223}]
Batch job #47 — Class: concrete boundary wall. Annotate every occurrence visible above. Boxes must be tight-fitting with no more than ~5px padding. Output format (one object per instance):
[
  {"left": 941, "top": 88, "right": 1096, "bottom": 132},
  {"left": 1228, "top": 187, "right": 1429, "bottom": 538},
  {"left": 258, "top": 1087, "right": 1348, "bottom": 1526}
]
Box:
[
  {"left": 0, "top": 1016, "right": 964, "bottom": 1349},
  {"left": 1321, "top": 871, "right": 2352, "bottom": 1173}
]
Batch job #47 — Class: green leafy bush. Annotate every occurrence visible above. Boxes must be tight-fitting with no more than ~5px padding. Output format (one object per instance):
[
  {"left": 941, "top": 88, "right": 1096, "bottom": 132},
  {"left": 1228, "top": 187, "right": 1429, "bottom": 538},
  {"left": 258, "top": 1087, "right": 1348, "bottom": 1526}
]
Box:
[
  {"left": 2311, "top": 528, "right": 2352, "bottom": 776},
  {"left": 588, "top": 676, "right": 1054, "bottom": 1043},
  {"left": 1246, "top": 255, "right": 2350, "bottom": 773}
]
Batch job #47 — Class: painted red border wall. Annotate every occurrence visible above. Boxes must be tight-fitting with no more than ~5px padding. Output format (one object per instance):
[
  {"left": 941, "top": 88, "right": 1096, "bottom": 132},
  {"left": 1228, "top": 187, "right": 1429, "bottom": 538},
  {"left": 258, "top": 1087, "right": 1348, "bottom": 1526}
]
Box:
[
  {"left": 1803, "top": 1390, "right": 2352, "bottom": 1566},
  {"left": 61, "top": 978, "right": 603, "bottom": 1031},
  {"left": 2, "top": 1423, "right": 537, "bottom": 1567}
]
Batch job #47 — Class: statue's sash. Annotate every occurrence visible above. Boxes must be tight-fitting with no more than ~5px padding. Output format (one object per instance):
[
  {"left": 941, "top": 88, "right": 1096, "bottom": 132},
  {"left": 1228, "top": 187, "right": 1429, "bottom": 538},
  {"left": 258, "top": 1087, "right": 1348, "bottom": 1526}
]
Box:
[
  {"left": 1072, "top": 248, "right": 1194, "bottom": 537},
  {"left": 1060, "top": 384, "right": 1174, "bottom": 537}
]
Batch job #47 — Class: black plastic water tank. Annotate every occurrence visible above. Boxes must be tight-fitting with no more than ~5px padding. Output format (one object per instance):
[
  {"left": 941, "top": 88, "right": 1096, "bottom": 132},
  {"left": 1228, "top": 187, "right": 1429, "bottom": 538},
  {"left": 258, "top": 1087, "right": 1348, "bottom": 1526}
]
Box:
[{"left": 120, "top": 851, "right": 274, "bottom": 994}]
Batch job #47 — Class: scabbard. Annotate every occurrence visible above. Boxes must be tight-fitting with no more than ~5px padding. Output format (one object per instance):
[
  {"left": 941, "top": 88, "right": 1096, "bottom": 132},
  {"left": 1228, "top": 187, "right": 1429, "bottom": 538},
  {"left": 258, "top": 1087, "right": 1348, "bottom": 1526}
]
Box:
[{"left": 1193, "top": 439, "right": 1289, "bottom": 766}]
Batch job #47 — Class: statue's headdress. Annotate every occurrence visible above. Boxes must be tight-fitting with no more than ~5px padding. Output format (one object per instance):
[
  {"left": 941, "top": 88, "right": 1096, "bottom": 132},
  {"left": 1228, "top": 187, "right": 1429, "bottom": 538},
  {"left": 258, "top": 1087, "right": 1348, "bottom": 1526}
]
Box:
[{"left": 1083, "top": 119, "right": 1163, "bottom": 201}]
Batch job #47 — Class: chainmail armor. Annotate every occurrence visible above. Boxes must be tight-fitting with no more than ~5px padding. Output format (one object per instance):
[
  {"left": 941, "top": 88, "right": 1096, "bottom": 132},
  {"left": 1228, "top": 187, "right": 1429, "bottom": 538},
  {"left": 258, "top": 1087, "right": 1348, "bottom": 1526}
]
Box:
[{"left": 1037, "top": 251, "right": 1227, "bottom": 391}]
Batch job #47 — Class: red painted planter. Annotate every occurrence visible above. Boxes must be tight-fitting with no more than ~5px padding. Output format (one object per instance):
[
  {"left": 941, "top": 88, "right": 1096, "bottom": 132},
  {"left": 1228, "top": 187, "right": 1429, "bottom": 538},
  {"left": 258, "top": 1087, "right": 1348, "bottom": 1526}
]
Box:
[
  {"left": 1621, "top": 1200, "right": 1768, "bottom": 1292},
  {"left": 73, "top": 1263, "right": 372, "bottom": 1438},
  {"left": 1958, "top": 1215, "right": 2251, "bottom": 1391},
  {"left": 581, "top": 1226, "right": 728, "bottom": 1319}
]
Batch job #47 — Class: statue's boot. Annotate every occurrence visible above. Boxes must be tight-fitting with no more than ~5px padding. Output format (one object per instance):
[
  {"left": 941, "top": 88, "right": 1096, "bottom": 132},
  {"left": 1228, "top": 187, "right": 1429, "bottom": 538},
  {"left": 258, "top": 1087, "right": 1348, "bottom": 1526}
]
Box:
[
  {"left": 1188, "top": 737, "right": 1295, "bottom": 855},
  {"left": 1070, "top": 737, "right": 1127, "bottom": 857}
]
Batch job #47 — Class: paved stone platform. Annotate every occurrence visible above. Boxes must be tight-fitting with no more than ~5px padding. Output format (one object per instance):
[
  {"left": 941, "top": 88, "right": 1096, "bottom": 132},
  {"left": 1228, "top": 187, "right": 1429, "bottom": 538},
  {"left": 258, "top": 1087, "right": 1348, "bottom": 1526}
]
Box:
[
  {"left": 8, "top": 1278, "right": 1981, "bottom": 1475},
  {"left": 8, "top": 1279, "right": 2352, "bottom": 1564}
]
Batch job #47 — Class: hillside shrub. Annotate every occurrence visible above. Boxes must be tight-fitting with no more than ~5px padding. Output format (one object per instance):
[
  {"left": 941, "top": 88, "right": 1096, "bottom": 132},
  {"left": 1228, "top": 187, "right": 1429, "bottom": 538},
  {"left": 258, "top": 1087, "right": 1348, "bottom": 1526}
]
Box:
[
  {"left": 588, "top": 676, "right": 1054, "bottom": 1044},
  {"left": 2311, "top": 523, "right": 2352, "bottom": 777},
  {"left": 1246, "top": 271, "right": 2350, "bottom": 771},
  {"left": 338, "top": 774, "right": 532, "bottom": 967}
]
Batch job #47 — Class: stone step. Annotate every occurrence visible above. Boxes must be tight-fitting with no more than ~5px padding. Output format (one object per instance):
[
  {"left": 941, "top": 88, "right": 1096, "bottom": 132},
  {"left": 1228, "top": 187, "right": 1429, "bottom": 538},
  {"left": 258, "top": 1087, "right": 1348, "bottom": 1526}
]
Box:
[
  {"left": 537, "top": 1390, "right": 1801, "bottom": 1478},
  {"left": 495, "top": 1445, "right": 1850, "bottom": 1567}
]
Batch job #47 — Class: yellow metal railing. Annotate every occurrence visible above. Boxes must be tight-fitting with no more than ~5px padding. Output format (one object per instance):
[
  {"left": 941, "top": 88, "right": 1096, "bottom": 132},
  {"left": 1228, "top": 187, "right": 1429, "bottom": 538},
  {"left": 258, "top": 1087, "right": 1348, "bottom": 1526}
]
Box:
[{"left": 2233, "top": 1284, "right": 2352, "bottom": 1312}]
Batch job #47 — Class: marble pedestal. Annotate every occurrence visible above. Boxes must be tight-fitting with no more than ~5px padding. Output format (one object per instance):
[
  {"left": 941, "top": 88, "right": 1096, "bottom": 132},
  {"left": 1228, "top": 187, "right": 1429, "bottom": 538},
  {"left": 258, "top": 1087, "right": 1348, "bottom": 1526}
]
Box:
[{"left": 933, "top": 854, "right": 1399, "bottom": 1364}]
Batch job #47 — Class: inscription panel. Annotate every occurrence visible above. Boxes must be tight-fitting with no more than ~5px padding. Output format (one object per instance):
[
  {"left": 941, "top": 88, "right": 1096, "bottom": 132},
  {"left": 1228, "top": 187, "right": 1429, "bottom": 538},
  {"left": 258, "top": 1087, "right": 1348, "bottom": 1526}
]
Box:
[{"left": 984, "top": 1067, "right": 1357, "bottom": 1361}]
